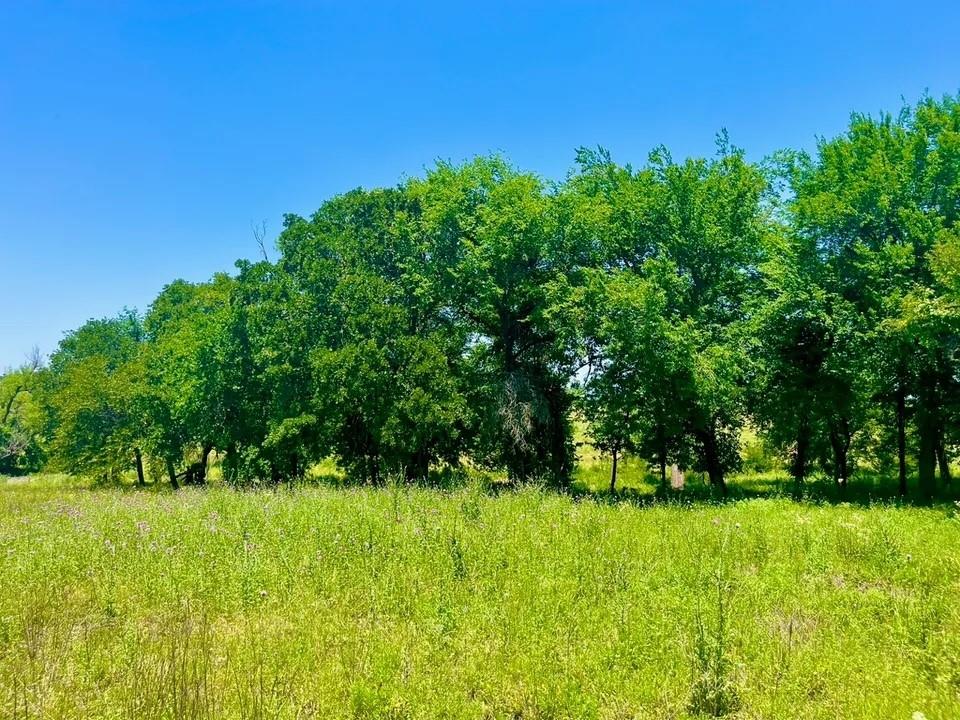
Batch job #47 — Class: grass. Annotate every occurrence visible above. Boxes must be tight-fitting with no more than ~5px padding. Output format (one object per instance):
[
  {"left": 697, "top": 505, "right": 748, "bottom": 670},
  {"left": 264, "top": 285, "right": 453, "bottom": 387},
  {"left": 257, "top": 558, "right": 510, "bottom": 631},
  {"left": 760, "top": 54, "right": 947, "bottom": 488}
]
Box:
[{"left": 2, "top": 474, "right": 960, "bottom": 719}]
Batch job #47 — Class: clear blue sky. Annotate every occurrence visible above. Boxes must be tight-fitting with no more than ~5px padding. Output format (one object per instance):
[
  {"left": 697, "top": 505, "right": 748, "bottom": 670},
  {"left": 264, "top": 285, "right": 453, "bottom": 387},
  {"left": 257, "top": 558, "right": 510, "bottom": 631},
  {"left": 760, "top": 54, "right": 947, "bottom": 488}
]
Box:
[{"left": 2, "top": 1, "right": 958, "bottom": 369}]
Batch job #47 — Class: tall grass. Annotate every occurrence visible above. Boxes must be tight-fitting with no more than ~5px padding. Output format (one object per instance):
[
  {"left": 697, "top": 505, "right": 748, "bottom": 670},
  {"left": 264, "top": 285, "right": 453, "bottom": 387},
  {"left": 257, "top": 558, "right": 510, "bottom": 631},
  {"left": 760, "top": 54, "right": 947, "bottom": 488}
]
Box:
[{"left": 1, "top": 477, "right": 959, "bottom": 718}]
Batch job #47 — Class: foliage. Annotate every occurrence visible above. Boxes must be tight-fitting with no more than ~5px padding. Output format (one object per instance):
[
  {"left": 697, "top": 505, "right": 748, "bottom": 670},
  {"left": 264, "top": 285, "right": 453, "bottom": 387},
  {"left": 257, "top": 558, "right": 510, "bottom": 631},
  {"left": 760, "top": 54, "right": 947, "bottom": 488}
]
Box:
[
  {"left": 25, "top": 93, "right": 960, "bottom": 498},
  {"left": 277, "top": 187, "right": 471, "bottom": 483},
  {"left": 787, "top": 94, "right": 960, "bottom": 496},
  {"left": 143, "top": 276, "right": 235, "bottom": 484},
  {"left": 570, "top": 137, "right": 769, "bottom": 492},
  {"left": 0, "top": 351, "right": 45, "bottom": 474},
  {"left": 43, "top": 310, "right": 150, "bottom": 481},
  {"left": 412, "top": 158, "right": 579, "bottom": 484}
]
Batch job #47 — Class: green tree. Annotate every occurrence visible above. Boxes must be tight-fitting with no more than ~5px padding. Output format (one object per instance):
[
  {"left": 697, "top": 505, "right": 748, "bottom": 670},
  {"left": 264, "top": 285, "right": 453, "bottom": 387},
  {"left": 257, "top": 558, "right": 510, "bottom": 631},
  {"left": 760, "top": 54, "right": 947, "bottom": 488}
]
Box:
[
  {"left": 579, "top": 267, "right": 694, "bottom": 491},
  {"left": 45, "top": 311, "right": 150, "bottom": 483},
  {"left": 412, "top": 157, "right": 579, "bottom": 485},
  {"left": 791, "top": 94, "right": 960, "bottom": 496},
  {"left": 567, "top": 140, "right": 768, "bottom": 493},
  {"left": 0, "top": 350, "right": 46, "bottom": 474},
  {"left": 750, "top": 228, "right": 865, "bottom": 489},
  {"left": 143, "top": 275, "right": 235, "bottom": 486},
  {"left": 276, "top": 187, "right": 470, "bottom": 483}
]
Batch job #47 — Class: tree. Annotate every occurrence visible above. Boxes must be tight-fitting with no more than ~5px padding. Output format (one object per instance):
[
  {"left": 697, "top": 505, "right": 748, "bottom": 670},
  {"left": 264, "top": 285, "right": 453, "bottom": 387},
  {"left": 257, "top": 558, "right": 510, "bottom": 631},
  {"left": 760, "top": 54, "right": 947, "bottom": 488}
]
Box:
[
  {"left": 0, "top": 349, "right": 46, "bottom": 474},
  {"left": 45, "top": 311, "right": 150, "bottom": 482},
  {"left": 750, "top": 226, "right": 867, "bottom": 489},
  {"left": 791, "top": 94, "right": 960, "bottom": 496},
  {"left": 579, "top": 267, "right": 694, "bottom": 491},
  {"left": 412, "top": 157, "right": 579, "bottom": 485},
  {"left": 22, "top": 93, "right": 959, "bottom": 498},
  {"left": 143, "top": 276, "right": 235, "bottom": 486},
  {"left": 276, "top": 187, "right": 470, "bottom": 483},
  {"left": 566, "top": 139, "right": 768, "bottom": 493}
]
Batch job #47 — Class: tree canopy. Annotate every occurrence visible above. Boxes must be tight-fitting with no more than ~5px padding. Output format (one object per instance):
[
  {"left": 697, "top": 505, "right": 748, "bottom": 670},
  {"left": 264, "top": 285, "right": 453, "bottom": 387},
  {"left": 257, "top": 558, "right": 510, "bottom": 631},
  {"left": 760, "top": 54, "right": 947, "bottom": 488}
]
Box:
[{"left": 5, "top": 93, "right": 959, "bottom": 497}]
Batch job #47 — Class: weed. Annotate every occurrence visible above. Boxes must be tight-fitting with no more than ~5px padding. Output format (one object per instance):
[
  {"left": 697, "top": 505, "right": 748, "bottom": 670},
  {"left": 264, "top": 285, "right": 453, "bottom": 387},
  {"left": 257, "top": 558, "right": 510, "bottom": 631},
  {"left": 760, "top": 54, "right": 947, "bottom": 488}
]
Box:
[{"left": 0, "top": 476, "right": 958, "bottom": 718}]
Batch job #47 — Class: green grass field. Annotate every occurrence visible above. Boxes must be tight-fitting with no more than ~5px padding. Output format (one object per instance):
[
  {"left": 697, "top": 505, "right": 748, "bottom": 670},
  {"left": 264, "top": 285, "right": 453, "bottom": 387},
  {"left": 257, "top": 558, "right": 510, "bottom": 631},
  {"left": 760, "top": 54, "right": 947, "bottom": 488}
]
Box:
[{"left": 2, "top": 474, "right": 960, "bottom": 719}]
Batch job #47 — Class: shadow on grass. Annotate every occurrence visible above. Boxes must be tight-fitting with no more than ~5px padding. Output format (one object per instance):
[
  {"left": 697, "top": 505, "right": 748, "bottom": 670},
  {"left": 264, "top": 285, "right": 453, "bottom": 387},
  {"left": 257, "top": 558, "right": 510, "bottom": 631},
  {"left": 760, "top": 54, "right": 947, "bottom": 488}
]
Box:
[
  {"left": 571, "top": 469, "right": 960, "bottom": 510},
  {"left": 146, "top": 467, "right": 960, "bottom": 510},
  {"left": 11, "top": 463, "right": 960, "bottom": 513}
]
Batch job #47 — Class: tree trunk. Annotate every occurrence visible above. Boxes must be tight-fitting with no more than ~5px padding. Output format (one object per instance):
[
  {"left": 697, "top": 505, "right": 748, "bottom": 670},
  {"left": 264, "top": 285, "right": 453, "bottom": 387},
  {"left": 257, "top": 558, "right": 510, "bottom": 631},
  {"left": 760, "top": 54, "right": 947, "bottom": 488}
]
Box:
[
  {"left": 1, "top": 384, "right": 24, "bottom": 425},
  {"left": 792, "top": 418, "right": 810, "bottom": 491},
  {"left": 916, "top": 369, "right": 939, "bottom": 498},
  {"left": 405, "top": 449, "right": 430, "bottom": 484},
  {"left": 829, "top": 417, "right": 851, "bottom": 488},
  {"left": 223, "top": 444, "right": 237, "bottom": 484},
  {"left": 937, "top": 440, "right": 951, "bottom": 486},
  {"left": 610, "top": 446, "right": 618, "bottom": 495},
  {"left": 657, "top": 426, "right": 667, "bottom": 489},
  {"left": 134, "top": 447, "right": 145, "bottom": 486},
  {"left": 166, "top": 458, "right": 179, "bottom": 490},
  {"left": 897, "top": 385, "right": 907, "bottom": 496},
  {"left": 546, "top": 383, "right": 572, "bottom": 487},
  {"left": 198, "top": 443, "right": 213, "bottom": 484},
  {"left": 917, "top": 406, "right": 938, "bottom": 500},
  {"left": 698, "top": 427, "right": 726, "bottom": 495}
]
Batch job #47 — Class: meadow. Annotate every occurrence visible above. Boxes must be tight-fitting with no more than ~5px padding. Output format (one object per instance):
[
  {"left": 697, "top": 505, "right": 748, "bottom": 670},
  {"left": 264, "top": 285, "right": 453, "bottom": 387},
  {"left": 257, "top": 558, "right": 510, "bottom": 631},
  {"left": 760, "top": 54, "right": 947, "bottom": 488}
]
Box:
[{"left": 2, "top": 470, "right": 960, "bottom": 719}]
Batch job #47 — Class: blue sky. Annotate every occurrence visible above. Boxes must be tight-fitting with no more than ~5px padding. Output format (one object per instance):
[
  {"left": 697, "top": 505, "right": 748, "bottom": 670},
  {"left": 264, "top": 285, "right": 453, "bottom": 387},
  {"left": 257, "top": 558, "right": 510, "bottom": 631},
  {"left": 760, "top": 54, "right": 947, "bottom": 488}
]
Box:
[{"left": 1, "top": 1, "right": 958, "bottom": 369}]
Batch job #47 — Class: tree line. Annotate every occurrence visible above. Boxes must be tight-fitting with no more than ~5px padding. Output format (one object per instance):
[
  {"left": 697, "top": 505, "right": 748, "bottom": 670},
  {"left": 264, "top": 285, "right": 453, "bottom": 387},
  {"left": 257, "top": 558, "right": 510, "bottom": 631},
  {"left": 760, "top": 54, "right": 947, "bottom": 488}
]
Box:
[{"left": 2, "top": 95, "right": 959, "bottom": 497}]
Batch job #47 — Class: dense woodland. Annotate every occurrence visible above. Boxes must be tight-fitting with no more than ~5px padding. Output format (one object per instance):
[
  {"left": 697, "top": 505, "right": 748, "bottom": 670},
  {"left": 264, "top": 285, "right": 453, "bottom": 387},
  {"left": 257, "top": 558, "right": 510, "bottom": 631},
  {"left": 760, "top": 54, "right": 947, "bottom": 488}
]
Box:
[{"left": 3, "top": 95, "right": 959, "bottom": 497}]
